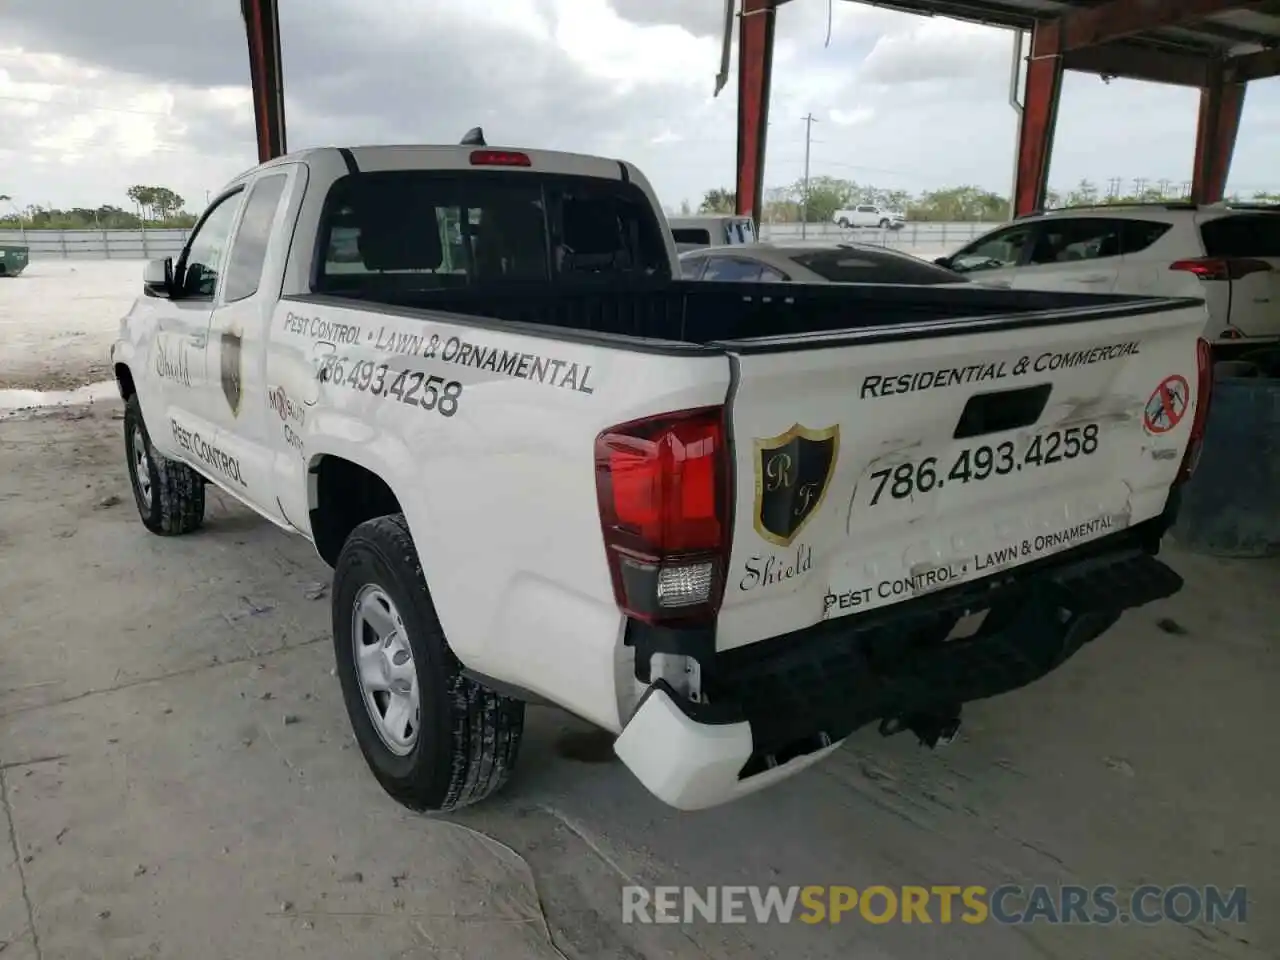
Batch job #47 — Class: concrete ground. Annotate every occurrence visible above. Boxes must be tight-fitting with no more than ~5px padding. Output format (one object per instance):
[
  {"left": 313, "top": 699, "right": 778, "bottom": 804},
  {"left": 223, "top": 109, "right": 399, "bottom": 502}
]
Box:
[
  {"left": 0, "top": 261, "right": 138, "bottom": 392},
  {"left": 2, "top": 261, "right": 1278, "bottom": 960}
]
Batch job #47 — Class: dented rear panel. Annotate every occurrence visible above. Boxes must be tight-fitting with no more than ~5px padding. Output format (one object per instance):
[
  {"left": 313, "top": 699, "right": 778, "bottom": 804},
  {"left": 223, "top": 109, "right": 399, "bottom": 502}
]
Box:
[{"left": 715, "top": 301, "right": 1207, "bottom": 652}]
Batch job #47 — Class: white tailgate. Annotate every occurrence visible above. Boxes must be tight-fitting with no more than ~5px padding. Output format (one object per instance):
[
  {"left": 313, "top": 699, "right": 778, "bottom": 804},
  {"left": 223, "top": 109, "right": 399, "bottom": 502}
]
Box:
[{"left": 716, "top": 305, "right": 1207, "bottom": 651}]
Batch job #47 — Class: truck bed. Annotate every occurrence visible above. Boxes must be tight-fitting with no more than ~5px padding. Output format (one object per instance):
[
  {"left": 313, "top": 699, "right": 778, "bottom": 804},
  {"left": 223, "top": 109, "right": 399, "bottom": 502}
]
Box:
[{"left": 299, "top": 280, "right": 1199, "bottom": 348}]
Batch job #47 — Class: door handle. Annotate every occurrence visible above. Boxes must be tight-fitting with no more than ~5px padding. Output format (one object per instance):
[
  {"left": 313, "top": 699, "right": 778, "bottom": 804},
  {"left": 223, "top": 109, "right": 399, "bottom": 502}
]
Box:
[{"left": 190, "top": 332, "right": 207, "bottom": 348}]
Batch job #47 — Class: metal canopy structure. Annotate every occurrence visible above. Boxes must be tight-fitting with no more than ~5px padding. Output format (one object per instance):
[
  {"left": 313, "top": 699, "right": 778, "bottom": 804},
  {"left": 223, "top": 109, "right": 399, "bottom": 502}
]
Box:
[
  {"left": 732, "top": 0, "right": 1280, "bottom": 224},
  {"left": 241, "top": 0, "right": 287, "bottom": 164},
  {"left": 235, "top": 0, "right": 1280, "bottom": 220}
]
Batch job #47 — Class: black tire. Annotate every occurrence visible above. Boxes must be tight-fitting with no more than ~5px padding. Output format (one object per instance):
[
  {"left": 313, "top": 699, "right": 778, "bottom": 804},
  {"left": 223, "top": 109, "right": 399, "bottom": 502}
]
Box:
[
  {"left": 123, "top": 395, "right": 205, "bottom": 536},
  {"left": 837, "top": 218, "right": 850, "bottom": 228},
  {"left": 332, "top": 514, "right": 525, "bottom": 812},
  {"left": 878, "top": 218, "right": 891, "bottom": 229}
]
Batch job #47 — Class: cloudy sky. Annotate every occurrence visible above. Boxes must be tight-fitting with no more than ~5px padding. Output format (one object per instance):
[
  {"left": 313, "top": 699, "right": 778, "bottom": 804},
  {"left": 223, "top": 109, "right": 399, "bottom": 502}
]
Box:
[{"left": 2, "top": 0, "right": 1279, "bottom": 215}]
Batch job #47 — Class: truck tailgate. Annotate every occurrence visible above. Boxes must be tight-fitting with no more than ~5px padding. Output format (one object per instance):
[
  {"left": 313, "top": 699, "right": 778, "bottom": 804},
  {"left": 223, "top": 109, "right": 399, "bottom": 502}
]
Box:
[{"left": 715, "top": 301, "right": 1207, "bottom": 651}]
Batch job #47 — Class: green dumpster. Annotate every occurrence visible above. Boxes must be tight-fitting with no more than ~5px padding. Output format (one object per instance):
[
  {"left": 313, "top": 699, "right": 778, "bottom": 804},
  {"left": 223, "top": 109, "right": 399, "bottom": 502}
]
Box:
[{"left": 0, "top": 244, "right": 29, "bottom": 277}]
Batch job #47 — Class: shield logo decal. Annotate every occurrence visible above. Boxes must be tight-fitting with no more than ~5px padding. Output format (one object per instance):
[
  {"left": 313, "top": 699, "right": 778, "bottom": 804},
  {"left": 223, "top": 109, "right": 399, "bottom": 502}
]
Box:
[
  {"left": 220, "top": 330, "right": 243, "bottom": 416},
  {"left": 753, "top": 423, "right": 840, "bottom": 547}
]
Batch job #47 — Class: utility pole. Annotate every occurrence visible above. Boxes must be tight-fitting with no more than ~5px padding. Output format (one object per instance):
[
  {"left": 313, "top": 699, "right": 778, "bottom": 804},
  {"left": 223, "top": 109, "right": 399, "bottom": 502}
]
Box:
[{"left": 801, "top": 112, "right": 817, "bottom": 240}]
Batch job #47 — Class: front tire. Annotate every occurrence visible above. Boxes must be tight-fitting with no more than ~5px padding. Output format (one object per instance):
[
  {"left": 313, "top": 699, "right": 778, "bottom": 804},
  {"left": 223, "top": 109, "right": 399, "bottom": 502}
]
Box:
[
  {"left": 332, "top": 514, "right": 525, "bottom": 812},
  {"left": 879, "top": 218, "right": 891, "bottom": 229},
  {"left": 124, "top": 395, "right": 205, "bottom": 536},
  {"left": 837, "top": 218, "right": 850, "bottom": 228}
]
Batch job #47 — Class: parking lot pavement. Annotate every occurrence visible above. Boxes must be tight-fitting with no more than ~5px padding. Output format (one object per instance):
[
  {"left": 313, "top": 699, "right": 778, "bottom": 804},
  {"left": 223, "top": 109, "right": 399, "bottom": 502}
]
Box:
[
  {"left": 1, "top": 405, "right": 1277, "bottom": 960},
  {"left": 0, "top": 261, "right": 138, "bottom": 392}
]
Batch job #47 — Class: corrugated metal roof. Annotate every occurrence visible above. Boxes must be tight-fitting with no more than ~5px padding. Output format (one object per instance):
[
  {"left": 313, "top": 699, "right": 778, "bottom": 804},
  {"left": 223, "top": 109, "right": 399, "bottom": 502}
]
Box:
[
  {"left": 844, "top": 0, "right": 1280, "bottom": 55},
  {"left": 839, "top": 0, "right": 1280, "bottom": 83}
]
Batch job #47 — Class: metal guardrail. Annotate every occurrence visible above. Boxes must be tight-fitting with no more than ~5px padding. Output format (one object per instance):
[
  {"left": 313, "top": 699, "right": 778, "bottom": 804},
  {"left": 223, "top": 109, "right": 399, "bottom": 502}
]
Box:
[
  {"left": 759, "top": 221, "right": 991, "bottom": 250},
  {"left": 0, "top": 228, "right": 190, "bottom": 260},
  {"left": 0, "top": 221, "right": 996, "bottom": 262}
]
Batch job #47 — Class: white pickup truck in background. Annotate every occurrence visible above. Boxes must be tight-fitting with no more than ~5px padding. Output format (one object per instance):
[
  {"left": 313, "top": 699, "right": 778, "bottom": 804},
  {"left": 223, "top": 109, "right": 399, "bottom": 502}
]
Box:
[
  {"left": 833, "top": 204, "right": 907, "bottom": 230},
  {"left": 112, "top": 137, "right": 1211, "bottom": 812}
]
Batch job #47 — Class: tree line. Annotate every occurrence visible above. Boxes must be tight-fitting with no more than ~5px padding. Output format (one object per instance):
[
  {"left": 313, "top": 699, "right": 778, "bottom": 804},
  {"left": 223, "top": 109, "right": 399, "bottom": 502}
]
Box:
[
  {"left": 0, "top": 184, "right": 198, "bottom": 230},
  {"left": 686, "top": 177, "right": 1280, "bottom": 223}
]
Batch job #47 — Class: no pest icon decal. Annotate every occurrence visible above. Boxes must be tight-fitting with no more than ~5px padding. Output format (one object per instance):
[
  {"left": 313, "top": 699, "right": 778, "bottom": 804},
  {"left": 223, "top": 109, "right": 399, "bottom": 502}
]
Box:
[{"left": 1143, "top": 374, "right": 1191, "bottom": 435}]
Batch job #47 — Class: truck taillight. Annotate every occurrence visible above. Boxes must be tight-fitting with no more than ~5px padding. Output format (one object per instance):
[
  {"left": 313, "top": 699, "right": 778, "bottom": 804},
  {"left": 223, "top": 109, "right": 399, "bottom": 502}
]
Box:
[
  {"left": 594, "top": 407, "right": 732, "bottom": 625},
  {"left": 1176, "top": 338, "right": 1214, "bottom": 485},
  {"left": 1169, "top": 257, "right": 1272, "bottom": 281}
]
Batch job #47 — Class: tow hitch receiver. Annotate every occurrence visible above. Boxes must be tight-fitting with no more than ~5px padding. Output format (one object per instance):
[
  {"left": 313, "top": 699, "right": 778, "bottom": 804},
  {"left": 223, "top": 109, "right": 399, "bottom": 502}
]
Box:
[{"left": 879, "top": 706, "right": 962, "bottom": 749}]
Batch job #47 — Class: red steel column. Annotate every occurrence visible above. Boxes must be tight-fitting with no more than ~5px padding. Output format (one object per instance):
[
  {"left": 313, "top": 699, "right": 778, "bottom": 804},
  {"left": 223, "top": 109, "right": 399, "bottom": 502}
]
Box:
[
  {"left": 735, "top": 0, "right": 779, "bottom": 224},
  {"left": 1191, "top": 66, "right": 1246, "bottom": 204},
  {"left": 1013, "top": 21, "right": 1064, "bottom": 216},
  {"left": 242, "top": 0, "right": 287, "bottom": 163}
]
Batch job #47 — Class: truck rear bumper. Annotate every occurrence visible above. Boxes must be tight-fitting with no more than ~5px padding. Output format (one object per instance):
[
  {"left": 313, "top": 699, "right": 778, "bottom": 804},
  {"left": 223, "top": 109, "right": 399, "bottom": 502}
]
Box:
[
  {"left": 614, "top": 682, "right": 844, "bottom": 811},
  {"left": 616, "top": 525, "right": 1183, "bottom": 810}
]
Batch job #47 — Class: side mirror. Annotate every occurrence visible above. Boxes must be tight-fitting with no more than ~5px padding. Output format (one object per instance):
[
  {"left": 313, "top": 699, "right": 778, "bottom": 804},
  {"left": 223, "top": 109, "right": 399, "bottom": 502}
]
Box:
[
  {"left": 143, "top": 257, "right": 174, "bottom": 298},
  {"left": 933, "top": 256, "right": 954, "bottom": 269}
]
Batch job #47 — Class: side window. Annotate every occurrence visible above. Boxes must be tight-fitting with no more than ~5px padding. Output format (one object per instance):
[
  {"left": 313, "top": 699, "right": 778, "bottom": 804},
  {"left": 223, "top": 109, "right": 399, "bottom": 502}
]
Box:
[
  {"left": 757, "top": 264, "right": 789, "bottom": 282},
  {"left": 950, "top": 225, "right": 1035, "bottom": 273},
  {"left": 1120, "top": 220, "right": 1173, "bottom": 255},
  {"left": 857, "top": 205, "right": 876, "bottom": 214},
  {"left": 672, "top": 228, "right": 712, "bottom": 247},
  {"left": 681, "top": 256, "right": 707, "bottom": 280},
  {"left": 1028, "top": 218, "right": 1123, "bottom": 265},
  {"left": 222, "top": 174, "right": 288, "bottom": 303},
  {"left": 702, "top": 256, "right": 763, "bottom": 282},
  {"left": 179, "top": 191, "right": 244, "bottom": 299}
]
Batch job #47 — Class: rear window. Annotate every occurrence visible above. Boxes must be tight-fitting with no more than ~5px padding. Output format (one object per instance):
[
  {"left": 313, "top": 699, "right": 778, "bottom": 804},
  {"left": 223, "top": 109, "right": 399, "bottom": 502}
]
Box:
[
  {"left": 1200, "top": 214, "right": 1280, "bottom": 257},
  {"left": 791, "top": 247, "right": 965, "bottom": 285},
  {"left": 672, "top": 227, "right": 712, "bottom": 247},
  {"left": 313, "top": 171, "right": 671, "bottom": 294}
]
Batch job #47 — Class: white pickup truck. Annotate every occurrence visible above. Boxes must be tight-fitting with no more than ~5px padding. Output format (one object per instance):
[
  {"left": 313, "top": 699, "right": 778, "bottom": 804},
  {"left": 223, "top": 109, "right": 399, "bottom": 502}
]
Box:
[
  {"left": 111, "top": 139, "right": 1212, "bottom": 812},
  {"left": 833, "top": 204, "right": 907, "bottom": 230}
]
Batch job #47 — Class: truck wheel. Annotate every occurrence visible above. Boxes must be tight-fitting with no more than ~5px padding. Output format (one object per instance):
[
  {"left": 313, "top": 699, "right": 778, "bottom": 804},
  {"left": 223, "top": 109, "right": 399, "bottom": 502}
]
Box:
[
  {"left": 332, "top": 514, "right": 525, "bottom": 812},
  {"left": 879, "top": 218, "right": 891, "bottom": 229},
  {"left": 123, "top": 395, "right": 205, "bottom": 536},
  {"left": 837, "top": 217, "right": 850, "bottom": 228}
]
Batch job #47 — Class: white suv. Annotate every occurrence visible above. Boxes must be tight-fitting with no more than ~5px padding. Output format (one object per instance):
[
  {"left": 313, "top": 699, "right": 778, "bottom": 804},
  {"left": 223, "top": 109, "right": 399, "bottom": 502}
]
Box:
[{"left": 937, "top": 203, "right": 1280, "bottom": 353}]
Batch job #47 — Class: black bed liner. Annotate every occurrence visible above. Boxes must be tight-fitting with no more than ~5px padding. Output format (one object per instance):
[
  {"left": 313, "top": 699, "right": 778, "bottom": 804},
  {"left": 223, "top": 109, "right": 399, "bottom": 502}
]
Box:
[{"left": 292, "top": 280, "right": 1201, "bottom": 351}]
